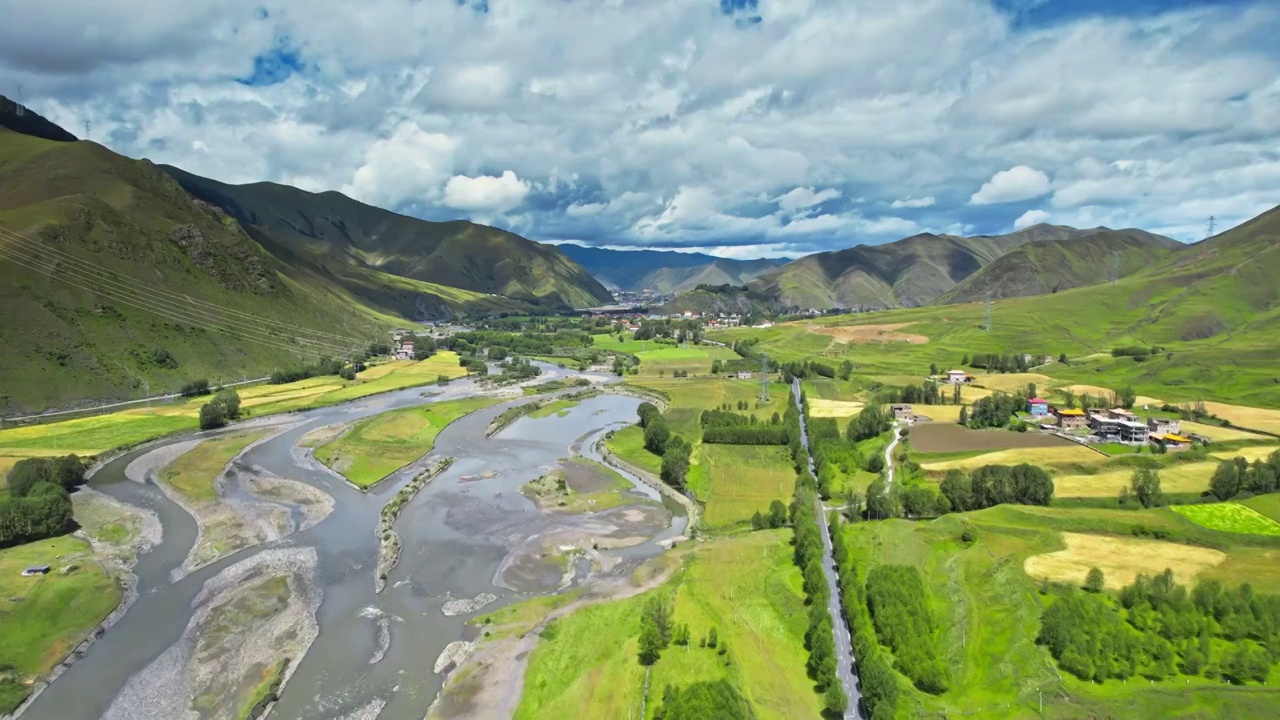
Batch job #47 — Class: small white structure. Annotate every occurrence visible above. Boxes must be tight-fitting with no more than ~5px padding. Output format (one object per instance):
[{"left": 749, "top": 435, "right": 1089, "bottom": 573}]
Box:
[{"left": 946, "top": 369, "right": 969, "bottom": 384}]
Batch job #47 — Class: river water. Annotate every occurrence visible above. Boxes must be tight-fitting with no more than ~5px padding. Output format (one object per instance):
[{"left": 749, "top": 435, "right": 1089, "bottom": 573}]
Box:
[{"left": 21, "top": 369, "right": 681, "bottom": 720}]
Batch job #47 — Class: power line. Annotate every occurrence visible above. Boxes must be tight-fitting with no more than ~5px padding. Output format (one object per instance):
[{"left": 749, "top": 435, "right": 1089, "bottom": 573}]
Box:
[
  {"left": 0, "top": 240, "right": 353, "bottom": 356},
  {"left": 0, "top": 243, "right": 357, "bottom": 359},
  {"left": 0, "top": 225, "right": 369, "bottom": 344}
]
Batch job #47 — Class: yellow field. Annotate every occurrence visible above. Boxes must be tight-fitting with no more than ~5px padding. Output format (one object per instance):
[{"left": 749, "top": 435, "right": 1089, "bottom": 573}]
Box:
[
  {"left": 1053, "top": 462, "right": 1218, "bottom": 498},
  {"left": 1213, "top": 445, "right": 1280, "bottom": 462},
  {"left": 912, "top": 406, "right": 964, "bottom": 423},
  {"left": 1024, "top": 532, "right": 1227, "bottom": 590},
  {"left": 921, "top": 444, "right": 1104, "bottom": 472},
  {"left": 1201, "top": 402, "right": 1280, "bottom": 435},
  {"left": 807, "top": 398, "right": 864, "bottom": 418},
  {"left": 1057, "top": 384, "right": 1161, "bottom": 407},
  {"left": 1181, "top": 421, "right": 1268, "bottom": 442},
  {"left": 970, "top": 373, "right": 1055, "bottom": 393},
  {"left": 355, "top": 360, "right": 411, "bottom": 380}
]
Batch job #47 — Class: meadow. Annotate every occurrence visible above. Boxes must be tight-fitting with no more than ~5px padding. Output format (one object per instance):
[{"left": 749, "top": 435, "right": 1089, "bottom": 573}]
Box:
[
  {"left": 512, "top": 530, "right": 824, "bottom": 720},
  {"left": 693, "top": 445, "right": 796, "bottom": 528},
  {"left": 159, "top": 432, "right": 266, "bottom": 503},
  {"left": 0, "top": 536, "right": 121, "bottom": 714},
  {"left": 1171, "top": 503, "right": 1280, "bottom": 537},
  {"left": 313, "top": 395, "right": 502, "bottom": 488},
  {"left": 910, "top": 423, "right": 1077, "bottom": 454}
]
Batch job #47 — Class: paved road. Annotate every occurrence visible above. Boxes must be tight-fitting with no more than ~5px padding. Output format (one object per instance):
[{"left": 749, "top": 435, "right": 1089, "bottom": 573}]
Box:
[{"left": 792, "top": 379, "right": 863, "bottom": 719}]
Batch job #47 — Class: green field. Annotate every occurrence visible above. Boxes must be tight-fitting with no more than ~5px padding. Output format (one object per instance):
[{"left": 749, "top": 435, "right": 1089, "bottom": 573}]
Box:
[
  {"left": 1171, "top": 503, "right": 1280, "bottom": 537},
  {"left": 313, "top": 396, "right": 502, "bottom": 487},
  {"left": 695, "top": 445, "right": 796, "bottom": 528},
  {"left": 840, "top": 505, "right": 1280, "bottom": 718},
  {"left": 0, "top": 536, "right": 122, "bottom": 713},
  {"left": 513, "top": 530, "right": 824, "bottom": 720},
  {"left": 528, "top": 397, "right": 581, "bottom": 419},
  {"left": 591, "top": 335, "right": 739, "bottom": 378},
  {"left": 0, "top": 354, "right": 467, "bottom": 467},
  {"left": 159, "top": 432, "right": 265, "bottom": 503}
]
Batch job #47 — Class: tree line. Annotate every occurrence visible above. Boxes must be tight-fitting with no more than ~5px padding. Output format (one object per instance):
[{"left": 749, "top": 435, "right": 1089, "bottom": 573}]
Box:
[
  {"left": 653, "top": 680, "right": 755, "bottom": 720},
  {"left": 1208, "top": 449, "right": 1280, "bottom": 500},
  {"left": 446, "top": 329, "right": 590, "bottom": 357},
  {"left": 1, "top": 455, "right": 86, "bottom": 547},
  {"left": 830, "top": 514, "right": 900, "bottom": 719},
  {"left": 699, "top": 408, "right": 788, "bottom": 445},
  {"left": 1039, "top": 568, "right": 1280, "bottom": 685},
  {"left": 198, "top": 388, "right": 242, "bottom": 430},
  {"left": 789, "top": 465, "right": 848, "bottom": 715},
  {"left": 963, "top": 351, "right": 1043, "bottom": 373},
  {"left": 637, "top": 402, "right": 693, "bottom": 490},
  {"left": 939, "top": 463, "right": 1054, "bottom": 511}
]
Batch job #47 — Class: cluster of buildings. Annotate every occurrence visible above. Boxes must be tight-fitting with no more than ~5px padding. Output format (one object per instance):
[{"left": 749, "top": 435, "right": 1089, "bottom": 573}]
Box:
[{"left": 1036, "top": 404, "right": 1193, "bottom": 449}]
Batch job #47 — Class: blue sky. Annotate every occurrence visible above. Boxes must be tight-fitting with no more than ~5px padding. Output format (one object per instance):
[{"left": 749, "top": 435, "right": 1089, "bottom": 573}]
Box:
[{"left": 2, "top": 0, "right": 1277, "bottom": 257}]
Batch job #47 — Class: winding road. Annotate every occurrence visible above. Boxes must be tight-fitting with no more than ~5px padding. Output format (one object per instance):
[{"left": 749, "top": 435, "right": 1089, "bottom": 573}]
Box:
[{"left": 792, "top": 379, "right": 862, "bottom": 720}]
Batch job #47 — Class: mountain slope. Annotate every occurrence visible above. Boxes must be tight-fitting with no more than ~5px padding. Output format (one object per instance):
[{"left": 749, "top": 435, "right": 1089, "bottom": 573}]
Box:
[
  {"left": 751, "top": 224, "right": 1085, "bottom": 309},
  {"left": 0, "top": 128, "right": 400, "bottom": 413},
  {"left": 555, "top": 244, "right": 784, "bottom": 293},
  {"left": 164, "top": 168, "right": 612, "bottom": 312},
  {"left": 937, "top": 228, "right": 1181, "bottom": 303},
  {"left": 0, "top": 95, "right": 77, "bottom": 143}
]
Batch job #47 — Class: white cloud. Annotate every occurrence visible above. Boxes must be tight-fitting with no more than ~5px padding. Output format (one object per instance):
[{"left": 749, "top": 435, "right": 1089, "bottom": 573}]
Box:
[
  {"left": 342, "top": 121, "right": 456, "bottom": 207},
  {"left": 1013, "top": 209, "right": 1051, "bottom": 230},
  {"left": 969, "top": 166, "right": 1052, "bottom": 205},
  {"left": 775, "top": 187, "right": 841, "bottom": 212},
  {"left": 443, "top": 170, "right": 531, "bottom": 213},
  {"left": 890, "top": 196, "right": 935, "bottom": 209},
  {"left": 3, "top": 0, "right": 1278, "bottom": 250}
]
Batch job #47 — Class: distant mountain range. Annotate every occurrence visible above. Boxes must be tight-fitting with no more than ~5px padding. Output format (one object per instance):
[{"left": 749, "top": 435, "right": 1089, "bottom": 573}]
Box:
[{"left": 555, "top": 244, "right": 785, "bottom": 294}]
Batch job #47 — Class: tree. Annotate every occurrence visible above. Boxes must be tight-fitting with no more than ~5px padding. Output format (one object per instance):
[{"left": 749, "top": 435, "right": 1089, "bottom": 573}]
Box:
[
  {"left": 929, "top": 362, "right": 939, "bottom": 376},
  {"left": 212, "top": 388, "right": 241, "bottom": 420},
  {"left": 707, "top": 627, "right": 718, "bottom": 648},
  {"left": 661, "top": 436, "right": 692, "bottom": 489},
  {"left": 199, "top": 401, "right": 227, "bottom": 430},
  {"left": 644, "top": 419, "right": 671, "bottom": 455},
  {"left": 866, "top": 478, "right": 897, "bottom": 519},
  {"left": 637, "top": 402, "right": 661, "bottom": 428},
  {"left": 768, "top": 499, "right": 789, "bottom": 528},
  {"left": 1117, "top": 385, "right": 1138, "bottom": 409},
  {"left": 1059, "top": 352, "right": 1068, "bottom": 364},
  {"left": 1210, "top": 457, "right": 1250, "bottom": 500},
  {"left": 902, "top": 485, "right": 936, "bottom": 518},
  {"left": 1085, "top": 567, "right": 1105, "bottom": 593},
  {"left": 939, "top": 469, "right": 972, "bottom": 512},
  {"left": 958, "top": 405, "right": 968, "bottom": 425},
  {"left": 1131, "top": 468, "right": 1164, "bottom": 508},
  {"left": 838, "top": 360, "right": 853, "bottom": 380}
]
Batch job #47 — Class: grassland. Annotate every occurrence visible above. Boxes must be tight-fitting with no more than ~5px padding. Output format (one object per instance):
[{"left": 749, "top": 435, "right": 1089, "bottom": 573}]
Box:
[
  {"left": 528, "top": 397, "right": 581, "bottom": 419},
  {"left": 839, "top": 504, "right": 1280, "bottom": 717},
  {"left": 160, "top": 432, "right": 266, "bottom": 503},
  {"left": 313, "top": 395, "right": 502, "bottom": 487},
  {"left": 591, "top": 335, "right": 739, "bottom": 378},
  {"left": 0, "top": 536, "right": 122, "bottom": 713},
  {"left": 1023, "top": 532, "right": 1227, "bottom": 589},
  {"left": 1171, "top": 503, "right": 1280, "bottom": 537},
  {"left": 0, "top": 354, "right": 466, "bottom": 470},
  {"left": 513, "top": 530, "right": 824, "bottom": 720},
  {"left": 694, "top": 445, "right": 796, "bottom": 528},
  {"left": 1053, "top": 461, "right": 1219, "bottom": 498},
  {"left": 520, "top": 458, "right": 641, "bottom": 513},
  {"left": 919, "top": 444, "right": 1102, "bottom": 472},
  {"left": 807, "top": 398, "right": 864, "bottom": 418}
]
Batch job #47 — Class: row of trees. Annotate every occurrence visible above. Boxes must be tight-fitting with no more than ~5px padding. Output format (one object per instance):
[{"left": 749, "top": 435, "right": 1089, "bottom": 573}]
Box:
[
  {"left": 938, "top": 463, "right": 1054, "bottom": 511},
  {"left": 1209, "top": 450, "right": 1280, "bottom": 500},
  {"left": 636, "top": 402, "right": 693, "bottom": 489},
  {"left": 846, "top": 404, "right": 893, "bottom": 443},
  {"left": 831, "top": 514, "right": 899, "bottom": 719},
  {"left": 447, "top": 329, "right": 591, "bottom": 357},
  {"left": 964, "top": 352, "right": 1040, "bottom": 374},
  {"left": 1039, "top": 569, "right": 1280, "bottom": 684},
  {"left": 652, "top": 680, "right": 754, "bottom": 720},
  {"left": 0, "top": 455, "right": 86, "bottom": 547},
  {"left": 269, "top": 355, "right": 354, "bottom": 385},
  {"left": 864, "top": 565, "right": 949, "bottom": 693},
  {"left": 789, "top": 467, "right": 848, "bottom": 714}
]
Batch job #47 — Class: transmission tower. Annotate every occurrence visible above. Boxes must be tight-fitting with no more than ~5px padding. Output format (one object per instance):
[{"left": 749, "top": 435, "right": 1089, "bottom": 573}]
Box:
[
  {"left": 14, "top": 84, "right": 24, "bottom": 117},
  {"left": 982, "top": 291, "right": 992, "bottom": 333},
  {"left": 1206, "top": 215, "right": 1216, "bottom": 239},
  {"left": 1109, "top": 251, "right": 1121, "bottom": 284},
  {"left": 82, "top": 119, "right": 91, "bottom": 140},
  {"left": 758, "top": 353, "right": 770, "bottom": 404}
]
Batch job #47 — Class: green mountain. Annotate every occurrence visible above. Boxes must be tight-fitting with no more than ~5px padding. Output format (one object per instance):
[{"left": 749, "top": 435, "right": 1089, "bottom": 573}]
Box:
[
  {"left": 0, "top": 126, "right": 400, "bottom": 414},
  {"left": 555, "top": 244, "right": 784, "bottom": 294},
  {"left": 750, "top": 224, "right": 1085, "bottom": 309},
  {"left": 164, "top": 167, "right": 613, "bottom": 313},
  {"left": 937, "top": 228, "right": 1180, "bottom": 304}
]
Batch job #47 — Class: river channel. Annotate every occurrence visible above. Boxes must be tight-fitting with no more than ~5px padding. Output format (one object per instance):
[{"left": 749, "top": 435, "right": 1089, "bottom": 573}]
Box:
[{"left": 21, "top": 367, "right": 683, "bottom": 720}]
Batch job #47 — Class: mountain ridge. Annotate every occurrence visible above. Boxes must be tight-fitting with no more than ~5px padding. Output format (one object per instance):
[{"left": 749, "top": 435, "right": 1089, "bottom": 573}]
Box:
[{"left": 555, "top": 243, "right": 785, "bottom": 294}]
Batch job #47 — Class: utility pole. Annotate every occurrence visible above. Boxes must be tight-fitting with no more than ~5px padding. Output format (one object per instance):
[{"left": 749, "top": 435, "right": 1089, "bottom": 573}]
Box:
[{"left": 759, "top": 353, "right": 770, "bottom": 404}]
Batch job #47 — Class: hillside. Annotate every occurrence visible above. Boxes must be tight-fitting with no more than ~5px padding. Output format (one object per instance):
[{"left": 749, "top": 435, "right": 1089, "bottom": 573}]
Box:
[
  {"left": 555, "top": 244, "right": 783, "bottom": 293},
  {"left": 164, "top": 167, "right": 613, "bottom": 313},
  {"left": 0, "top": 128, "right": 402, "bottom": 414},
  {"left": 937, "top": 228, "right": 1181, "bottom": 303},
  {"left": 0, "top": 95, "right": 77, "bottom": 143},
  {"left": 750, "top": 224, "right": 1085, "bottom": 309}
]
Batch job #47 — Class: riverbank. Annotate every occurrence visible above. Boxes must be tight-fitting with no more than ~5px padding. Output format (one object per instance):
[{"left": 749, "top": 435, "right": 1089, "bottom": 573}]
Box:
[
  {"left": 375, "top": 455, "right": 454, "bottom": 593},
  {"left": 600, "top": 440, "right": 700, "bottom": 538}
]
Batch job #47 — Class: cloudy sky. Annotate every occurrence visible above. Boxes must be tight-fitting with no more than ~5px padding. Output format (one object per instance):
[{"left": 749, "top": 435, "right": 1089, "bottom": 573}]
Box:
[{"left": 3, "top": 0, "right": 1278, "bottom": 257}]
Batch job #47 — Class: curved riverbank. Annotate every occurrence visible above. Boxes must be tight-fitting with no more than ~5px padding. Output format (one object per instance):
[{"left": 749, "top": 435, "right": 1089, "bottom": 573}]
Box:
[{"left": 375, "top": 455, "right": 454, "bottom": 593}]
